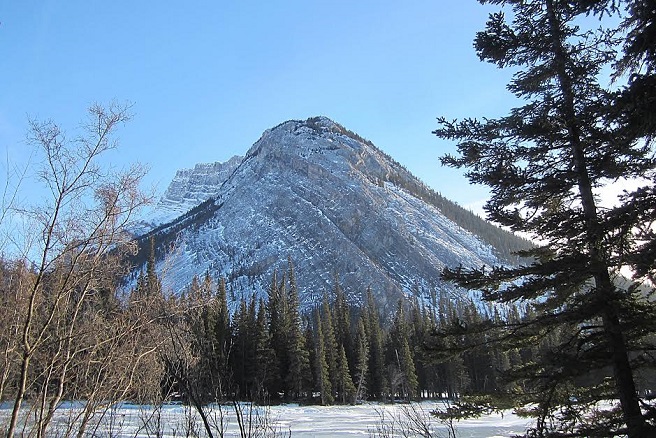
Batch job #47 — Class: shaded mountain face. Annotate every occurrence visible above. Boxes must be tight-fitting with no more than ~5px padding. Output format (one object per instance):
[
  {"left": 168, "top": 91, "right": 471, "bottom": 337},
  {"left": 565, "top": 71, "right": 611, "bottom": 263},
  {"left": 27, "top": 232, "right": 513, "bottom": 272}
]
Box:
[{"left": 136, "top": 117, "right": 525, "bottom": 311}]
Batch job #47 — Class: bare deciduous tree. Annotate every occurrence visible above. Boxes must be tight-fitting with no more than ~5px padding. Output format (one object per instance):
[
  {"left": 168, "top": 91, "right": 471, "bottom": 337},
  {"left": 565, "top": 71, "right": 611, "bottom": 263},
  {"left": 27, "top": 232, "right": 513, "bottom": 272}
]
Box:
[{"left": 1, "top": 103, "right": 157, "bottom": 437}]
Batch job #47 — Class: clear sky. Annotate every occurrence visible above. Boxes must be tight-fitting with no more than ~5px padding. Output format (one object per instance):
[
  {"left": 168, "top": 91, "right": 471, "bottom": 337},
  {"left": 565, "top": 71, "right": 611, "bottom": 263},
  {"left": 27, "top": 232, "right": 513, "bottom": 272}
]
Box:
[{"left": 0, "top": 1, "right": 517, "bottom": 214}]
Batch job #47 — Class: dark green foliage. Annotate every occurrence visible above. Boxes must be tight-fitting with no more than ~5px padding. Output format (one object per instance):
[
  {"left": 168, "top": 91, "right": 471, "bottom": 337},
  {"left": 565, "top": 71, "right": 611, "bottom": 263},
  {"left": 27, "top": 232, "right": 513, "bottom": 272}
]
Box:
[
  {"left": 284, "top": 261, "right": 312, "bottom": 399},
  {"left": 254, "top": 297, "right": 277, "bottom": 398},
  {"left": 303, "top": 319, "right": 318, "bottom": 399},
  {"left": 181, "top": 273, "right": 231, "bottom": 403},
  {"left": 363, "top": 287, "right": 388, "bottom": 400},
  {"left": 313, "top": 308, "right": 334, "bottom": 405},
  {"left": 230, "top": 294, "right": 257, "bottom": 400},
  {"left": 387, "top": 301, "right": 419, "bottom": 401},
  {"left": 266, "top": 271, "right": 287, "bottom": 398},
  {"left": 126, "top": 255, "right": 549, "bottom": 407},
  {"left": 353, "top": 315, "right": 369, "bottom": 402},
  {"left": 264, "top": 262, "right": 312, "bottom": 401},
  {"left": 320, "top": 293, "right": 340, "bottom": 400},
  {"left": 332, "top": 276, "right": 355, "bottom": 380},
  {"left": 132, "top": 236, "right": 162, "bottom": 300},
  {"left": 433, "top": 1, "right": 656, "bottom": 436},
  {"left": 335, "top": 344, "right": 357, "bottom": 404},
  {"left": 214, "top": 277, "right": 231, "bottom": 374},
  {"left": 146, "top": 236, "right": 161, "bottom": 296}
]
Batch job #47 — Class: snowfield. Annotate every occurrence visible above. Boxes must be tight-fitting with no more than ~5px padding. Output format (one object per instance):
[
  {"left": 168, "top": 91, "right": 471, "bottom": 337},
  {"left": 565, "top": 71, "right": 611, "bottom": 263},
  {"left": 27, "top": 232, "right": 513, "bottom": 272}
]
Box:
[{"left": 1, "top": 401, "right": 532, "bottom": 437}]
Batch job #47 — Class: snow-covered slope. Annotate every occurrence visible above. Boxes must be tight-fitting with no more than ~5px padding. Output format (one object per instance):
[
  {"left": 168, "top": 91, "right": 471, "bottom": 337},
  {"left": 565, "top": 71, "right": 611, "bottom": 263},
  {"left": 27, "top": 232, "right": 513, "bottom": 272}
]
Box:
[{"left": 135, "top": 117, "right": 521, "bottom": 311}]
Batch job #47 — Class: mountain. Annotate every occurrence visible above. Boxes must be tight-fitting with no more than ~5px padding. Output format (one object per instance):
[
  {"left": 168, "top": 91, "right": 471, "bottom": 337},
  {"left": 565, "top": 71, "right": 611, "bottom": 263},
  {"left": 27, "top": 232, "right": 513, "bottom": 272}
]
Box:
[
  {"left": 133, "top": 116, "right": 529, "bottom": 311},
  {"left": 141, "top": 156, "right": 243, "bottom": 228}
]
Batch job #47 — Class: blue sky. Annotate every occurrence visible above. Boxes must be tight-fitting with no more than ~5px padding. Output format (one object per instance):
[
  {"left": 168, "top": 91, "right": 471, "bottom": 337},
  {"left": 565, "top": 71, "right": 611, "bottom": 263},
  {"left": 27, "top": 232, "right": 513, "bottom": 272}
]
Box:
[{"left": 0, "top": 1, "right": 516, "bottom": 213}]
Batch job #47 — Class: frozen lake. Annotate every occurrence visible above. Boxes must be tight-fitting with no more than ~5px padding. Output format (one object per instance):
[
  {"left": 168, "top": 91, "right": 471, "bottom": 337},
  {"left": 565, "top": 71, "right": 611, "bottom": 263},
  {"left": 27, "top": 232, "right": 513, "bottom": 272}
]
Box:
[
  {"left": 261, "top": 403, "right": 531, "bottom": 437},
  {"left": 2, "top": 401, "right": 532, "bottom": 437}
]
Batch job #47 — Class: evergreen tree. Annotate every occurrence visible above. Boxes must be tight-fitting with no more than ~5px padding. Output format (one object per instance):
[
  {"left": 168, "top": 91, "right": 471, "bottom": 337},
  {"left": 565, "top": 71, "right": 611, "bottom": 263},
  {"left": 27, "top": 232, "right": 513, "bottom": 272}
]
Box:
[
  {"left": 409, "top": 299, "right": 445, "bottom": 399},
  {"left": 353, "top": 315, "right": 369, "bottom": 402},
  {"left": 460, "top": 302, "right": 498, "bottom": 394},
  {"left": 303, "top": 317, "right": 318, "bottom": 400},
  {"left": 264, "top": 265, "right": 311, "bottom": 400},
  {"left": 332, "top": 275, "right": 354, "bottom": 375},
  {"left": 266, "top": 270, "right": 287, "bottom": 398},
  {"left": 435, "top": 302, "right": 471, "bottom": 399},
  {"left": 254, "top": 298, "right": 276, "bottom": 400},
  {"left": 231, "top": 295, "right": 257, "bottom": 400},
  {"left": 245, "top": 294, "right": 260, "bottom": 397},
  {"left": 146, "top": 236, "right": 161, "bottom": 297},
  {"left": 363, "top": 288, "right": 387, "bottom": 400},
  {"left": 181, "top": 274, "right": 223, "bottom": 404},
  {"left": 314, "top": 309, "right": 334, "bottom": 405},
  {"left": 284, "top": 260, "right": 311, "bottom": 399},
  {"left": 184, "top": 276, "right": 208, "bottom": 400},
  {"left": 335, "top": 344, "right": 357, "bottom": 404},
  {"left": 409, "top": 299, "right": 428, "bottom": 398},
  {"left": 616, "top": 0, "right": 656, "bottom": 159},
  {"left": 132, "top": 236, "right": 162, "bottom": 302},
  {"left": 388, "top": 301, "right": 418, "bottom": 401},
  {"left": 320, "top": 293, "right": 339, "bottom": 399},
  {"left": 434, "top": 1, "right": 656, "bottom": 435},
  {"left": 213, "top": 276, "right": 231, "bottom": 394}
]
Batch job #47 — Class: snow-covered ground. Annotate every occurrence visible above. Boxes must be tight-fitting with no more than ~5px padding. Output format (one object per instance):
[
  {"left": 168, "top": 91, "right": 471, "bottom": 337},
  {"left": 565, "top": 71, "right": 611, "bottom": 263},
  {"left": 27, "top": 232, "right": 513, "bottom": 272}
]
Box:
[{"left": 1, "top": 401, "right": 532, "bottom": 437}]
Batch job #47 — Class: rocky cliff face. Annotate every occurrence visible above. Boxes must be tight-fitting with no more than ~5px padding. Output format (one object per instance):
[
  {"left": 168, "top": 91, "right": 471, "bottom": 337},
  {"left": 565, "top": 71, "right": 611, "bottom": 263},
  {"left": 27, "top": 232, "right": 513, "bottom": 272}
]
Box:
[
  {"left": 136, "top": 117, "right": 521, "bottom": 311},
  {"left": 151, "top": 156, "right": 243, "bottom": 225}
]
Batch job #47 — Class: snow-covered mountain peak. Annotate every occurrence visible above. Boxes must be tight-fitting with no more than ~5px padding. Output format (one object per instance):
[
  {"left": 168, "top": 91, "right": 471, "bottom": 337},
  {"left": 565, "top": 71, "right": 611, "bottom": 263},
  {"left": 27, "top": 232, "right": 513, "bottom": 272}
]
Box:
[
  {"left": 133, "top": 118, "right": 528, "bottom": 311},
  {"left": 242, "top": 117, "right": 394, "bottom": 190}
]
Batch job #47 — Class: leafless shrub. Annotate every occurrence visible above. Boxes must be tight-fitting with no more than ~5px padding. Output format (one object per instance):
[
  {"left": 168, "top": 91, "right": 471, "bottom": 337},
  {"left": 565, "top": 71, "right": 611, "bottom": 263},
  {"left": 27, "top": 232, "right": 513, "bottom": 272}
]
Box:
[
  {"left": 368, "top": 402, "right": 455, "bottom": 438},
  {"left": 0, "top": 103, "right": 160, "bottom": 437}
]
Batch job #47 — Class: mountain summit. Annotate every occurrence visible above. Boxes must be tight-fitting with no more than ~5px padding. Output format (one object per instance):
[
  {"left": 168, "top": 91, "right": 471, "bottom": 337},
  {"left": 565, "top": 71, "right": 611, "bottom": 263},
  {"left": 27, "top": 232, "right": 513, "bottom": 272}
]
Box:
[{"left": 135, "top": 117, "right": 527, "bottom": 310}]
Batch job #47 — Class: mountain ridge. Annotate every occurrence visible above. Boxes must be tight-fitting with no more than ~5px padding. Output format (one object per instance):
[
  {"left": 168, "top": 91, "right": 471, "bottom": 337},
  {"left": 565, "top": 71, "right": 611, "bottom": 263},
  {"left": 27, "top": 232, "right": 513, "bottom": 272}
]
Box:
[{"left": 132, "top": 116, "right": 530, "bottom": 311}]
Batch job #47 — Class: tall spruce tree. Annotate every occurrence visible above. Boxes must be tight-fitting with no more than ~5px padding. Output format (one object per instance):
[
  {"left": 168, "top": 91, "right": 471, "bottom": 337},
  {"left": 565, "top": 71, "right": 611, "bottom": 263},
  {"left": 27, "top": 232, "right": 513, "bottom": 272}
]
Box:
[
  {"left": 314, "top": 309, "right": 334, "bottom": 405},
  {"left": 231, "top": 296, "right": 256, "bottom": 399},
  {"left": 285, "top": 261, "right": 311, "bottom": 399},
  {"left": 433, "top": 1, "right": 656, "bottom": 436},
  {"left": 336, "top": 344, "right": 357, "bottom": 404},
  {"left": 254, "top": 297, "right": 276, "bottom": 400},
  {"left": 333, "top": 275, "right": 354, "bottom": 375},
  {"left": 320, "top": 293, "right": 339, "bottom": 400},
  {"left": 146, "top": 236, "right": 161, "bottom": 297},
  {"left": 266, "top": 270, "right": 286, "bottom": 398},
  {"left": 364, "top": 288, "right": 387, "bottom": 400},
  {"left": 388, "top": 301, "right": 418, "bottom": 401},
  {"left": 214, "top": 276, "right": 231, "bottom": 394},
  {"left": 353, "top": 315, "right": 370, "bottom": 402},
  {"left": 303, "top": 318, "right": 318, "bottom": 400}
]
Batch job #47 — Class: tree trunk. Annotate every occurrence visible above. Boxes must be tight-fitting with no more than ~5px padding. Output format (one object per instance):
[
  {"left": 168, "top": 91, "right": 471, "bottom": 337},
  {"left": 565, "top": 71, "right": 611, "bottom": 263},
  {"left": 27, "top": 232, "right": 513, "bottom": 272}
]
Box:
[
  {"left": 544, "top": 1, "right": 646, "bottom": 435},
  {"left": 6, "top": 352, "right": 31, "bottom": 437},
  {"left": 600, "top": 284, "right": 646, "bottom": 436}
]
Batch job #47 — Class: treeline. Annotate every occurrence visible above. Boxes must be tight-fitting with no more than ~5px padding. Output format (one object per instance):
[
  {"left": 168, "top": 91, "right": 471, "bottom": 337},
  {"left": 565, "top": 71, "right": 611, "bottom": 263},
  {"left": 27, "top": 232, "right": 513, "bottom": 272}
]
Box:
[
  {"left": 150, "top": 258, "right": 541, "bottom": 407},
  {"left": 0, "top": 247, "right": 537, "bottom": 412}
]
